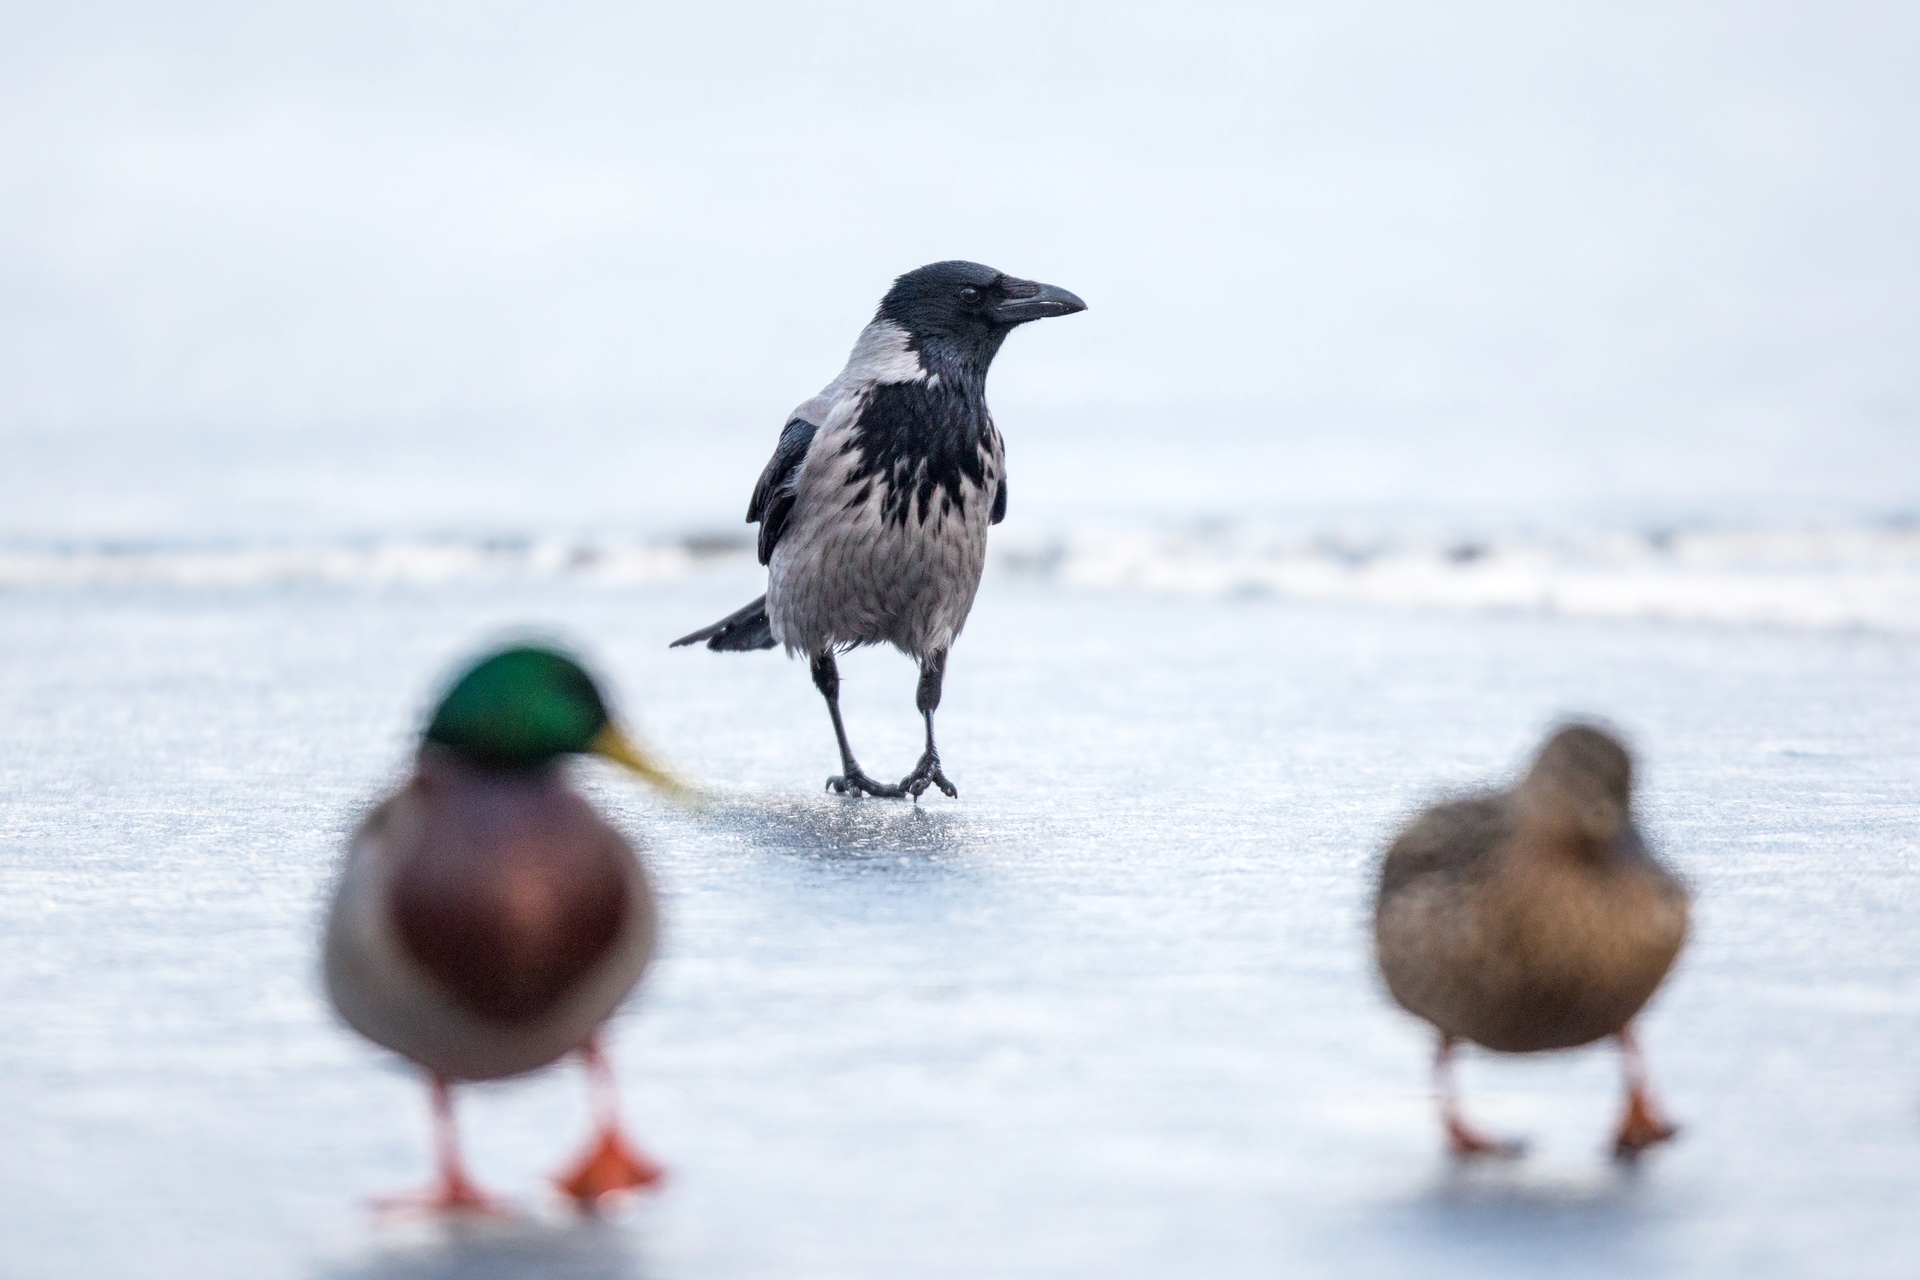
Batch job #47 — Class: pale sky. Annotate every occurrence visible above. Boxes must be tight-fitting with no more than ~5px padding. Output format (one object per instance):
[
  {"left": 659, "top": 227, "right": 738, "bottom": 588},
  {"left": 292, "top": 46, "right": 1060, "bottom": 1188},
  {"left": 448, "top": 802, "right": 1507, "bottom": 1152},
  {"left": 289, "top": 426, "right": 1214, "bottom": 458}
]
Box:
[{"left": 3, "top": 2, "right": 1915, "bottom": 537}]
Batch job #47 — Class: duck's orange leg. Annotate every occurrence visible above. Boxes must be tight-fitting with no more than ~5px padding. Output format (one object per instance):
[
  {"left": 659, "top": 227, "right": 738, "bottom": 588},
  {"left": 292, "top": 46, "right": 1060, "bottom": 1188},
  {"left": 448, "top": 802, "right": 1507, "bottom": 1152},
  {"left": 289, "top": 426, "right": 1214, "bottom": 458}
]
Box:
[
  {"left": 1435, "top": 1033, "right": 1527, "bottom": 1159},
  {"left": 1611, "top": 1024, "right": 1680, "bottom": 1159},
  {"left": 554, "top": 1036, "right": 665, "bottom": 1208},
  {"left": 372, "top": 1074, "right": 509, "bottom": 1217}
]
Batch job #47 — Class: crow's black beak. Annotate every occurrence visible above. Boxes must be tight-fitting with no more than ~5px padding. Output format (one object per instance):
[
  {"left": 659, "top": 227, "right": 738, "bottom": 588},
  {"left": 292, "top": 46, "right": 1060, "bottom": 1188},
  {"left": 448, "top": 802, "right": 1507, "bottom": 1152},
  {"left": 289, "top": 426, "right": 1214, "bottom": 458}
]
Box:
[{"left": 990, "top": 279, "right": 1087, "bottom": 325}]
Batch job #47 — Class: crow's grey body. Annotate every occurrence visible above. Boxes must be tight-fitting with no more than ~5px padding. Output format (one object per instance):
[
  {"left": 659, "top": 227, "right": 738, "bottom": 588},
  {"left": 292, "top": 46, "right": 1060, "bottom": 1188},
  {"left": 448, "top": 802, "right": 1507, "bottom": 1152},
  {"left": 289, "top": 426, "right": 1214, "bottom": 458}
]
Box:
[
  {"left": 767, "top": 318, "right": 1003, "bottom": 661},
  {"left": 673, "top": 261, "right": 1083, "bottom": 798}
]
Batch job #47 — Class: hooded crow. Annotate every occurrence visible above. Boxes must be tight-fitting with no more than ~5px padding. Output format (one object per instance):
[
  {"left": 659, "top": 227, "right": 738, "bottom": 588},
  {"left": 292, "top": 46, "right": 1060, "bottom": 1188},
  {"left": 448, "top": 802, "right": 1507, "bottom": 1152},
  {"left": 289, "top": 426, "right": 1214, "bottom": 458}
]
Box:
[{"left": 672, "top": 261, "right": 1086, "bottom": 798}]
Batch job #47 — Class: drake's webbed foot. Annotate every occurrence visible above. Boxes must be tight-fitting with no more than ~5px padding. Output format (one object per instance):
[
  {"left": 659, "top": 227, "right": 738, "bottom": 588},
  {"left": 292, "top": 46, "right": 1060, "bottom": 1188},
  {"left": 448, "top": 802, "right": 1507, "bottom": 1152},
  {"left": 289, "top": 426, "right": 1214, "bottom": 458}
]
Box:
[
  {"left": 371, "top": 1173, "right": 512, "bottom": 1219},
  {"left": 556, "top": 1124, "right": 665, "bottom": 1207},
  {"left": 827, "top": 769, "right": 906, "bottom": 799},
  {"left": 899, "top": 752, "right": 957, "bottom": 799}
]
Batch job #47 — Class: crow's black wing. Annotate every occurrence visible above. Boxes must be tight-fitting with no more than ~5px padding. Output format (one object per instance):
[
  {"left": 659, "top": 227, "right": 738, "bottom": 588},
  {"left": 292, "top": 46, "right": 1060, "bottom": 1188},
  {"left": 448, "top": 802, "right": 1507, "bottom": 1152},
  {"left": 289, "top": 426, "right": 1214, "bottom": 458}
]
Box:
[
  {"left": 747, "top": 418, "right": 819, "bottom": 566},
  {"left": 990, "top": 475, "right": 1007, "bottom": 525}
]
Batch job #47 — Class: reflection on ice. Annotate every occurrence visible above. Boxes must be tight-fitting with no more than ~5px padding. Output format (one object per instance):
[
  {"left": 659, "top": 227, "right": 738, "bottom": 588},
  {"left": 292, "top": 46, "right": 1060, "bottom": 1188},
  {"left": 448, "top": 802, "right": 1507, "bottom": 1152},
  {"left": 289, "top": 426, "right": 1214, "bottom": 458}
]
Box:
[
  {"left": 687, "top": 789, "right": 981, "bottom": 862},
  {"left": 1345, "top": 1162, "right": 1672, "bottom": 1274},
  {"left": 1421, "top": 1157, "right": 1654, "bottom": 1211},
  {"left": 325, "top": 1217, "right": 649, "bottom": 1280}
]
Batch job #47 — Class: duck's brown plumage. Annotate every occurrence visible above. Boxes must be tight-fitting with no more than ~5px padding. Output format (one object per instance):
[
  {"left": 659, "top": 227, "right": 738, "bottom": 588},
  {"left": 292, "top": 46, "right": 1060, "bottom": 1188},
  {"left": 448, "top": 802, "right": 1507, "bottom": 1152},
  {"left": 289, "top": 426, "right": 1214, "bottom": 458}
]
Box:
[
  {"left": 324, "top": 749, "right": 655, "bottom": 1083},
  {"left": 1374, "top": 725, "right": 1688, "bottom": 1054},
  {"left": 389, "top": 755, "right": 633, "bottom": 1025}
]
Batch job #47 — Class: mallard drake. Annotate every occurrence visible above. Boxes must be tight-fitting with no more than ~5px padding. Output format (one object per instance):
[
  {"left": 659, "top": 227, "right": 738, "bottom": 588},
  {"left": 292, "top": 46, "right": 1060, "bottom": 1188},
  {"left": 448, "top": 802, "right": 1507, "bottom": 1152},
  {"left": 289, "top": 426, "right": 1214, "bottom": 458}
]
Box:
[
  {"left": 324, "top": 645, "right": 688, "bottom": 1212},
  {"left": 1373, "top": 723, "right": 1688, "bottom": 1159}
]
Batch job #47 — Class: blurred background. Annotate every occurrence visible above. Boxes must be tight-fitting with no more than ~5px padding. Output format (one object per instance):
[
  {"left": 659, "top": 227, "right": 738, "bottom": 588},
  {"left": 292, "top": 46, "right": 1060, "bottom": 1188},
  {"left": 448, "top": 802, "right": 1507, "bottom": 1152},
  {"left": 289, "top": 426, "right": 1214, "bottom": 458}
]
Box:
[{"left": 3, "top": 1, "right": 1915, "bottom": 548}]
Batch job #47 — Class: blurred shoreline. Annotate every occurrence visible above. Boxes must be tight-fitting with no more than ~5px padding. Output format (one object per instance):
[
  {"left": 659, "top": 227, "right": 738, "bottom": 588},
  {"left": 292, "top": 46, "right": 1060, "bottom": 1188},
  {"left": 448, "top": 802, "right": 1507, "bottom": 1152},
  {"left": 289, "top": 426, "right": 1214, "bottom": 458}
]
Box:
[{"left": 5, "top": 517, "right": 1916, "bottom": 634}]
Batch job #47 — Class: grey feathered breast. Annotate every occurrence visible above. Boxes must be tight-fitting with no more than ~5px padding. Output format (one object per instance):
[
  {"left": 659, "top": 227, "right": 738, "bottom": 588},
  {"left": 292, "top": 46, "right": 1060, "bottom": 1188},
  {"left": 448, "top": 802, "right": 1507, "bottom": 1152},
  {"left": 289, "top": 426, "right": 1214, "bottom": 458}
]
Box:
[{"left": 758, "top": 319, "right": 1006, "bottom": 660}]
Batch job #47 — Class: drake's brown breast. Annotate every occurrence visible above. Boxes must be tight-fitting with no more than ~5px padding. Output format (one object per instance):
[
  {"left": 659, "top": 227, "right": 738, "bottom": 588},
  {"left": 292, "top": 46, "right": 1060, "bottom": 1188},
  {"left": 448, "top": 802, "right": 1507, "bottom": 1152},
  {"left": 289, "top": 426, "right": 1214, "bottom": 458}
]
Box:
[{"left": 389, "top": 768, "right": 632, "bottom": 1025}]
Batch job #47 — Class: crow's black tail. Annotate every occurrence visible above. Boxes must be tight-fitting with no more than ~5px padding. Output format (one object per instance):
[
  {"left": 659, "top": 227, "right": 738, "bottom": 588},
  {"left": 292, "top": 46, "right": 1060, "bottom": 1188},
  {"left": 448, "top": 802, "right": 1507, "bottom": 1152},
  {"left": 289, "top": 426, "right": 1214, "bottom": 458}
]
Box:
[{"left": 671, "top": 595, "right": 777, "bottom": 651}]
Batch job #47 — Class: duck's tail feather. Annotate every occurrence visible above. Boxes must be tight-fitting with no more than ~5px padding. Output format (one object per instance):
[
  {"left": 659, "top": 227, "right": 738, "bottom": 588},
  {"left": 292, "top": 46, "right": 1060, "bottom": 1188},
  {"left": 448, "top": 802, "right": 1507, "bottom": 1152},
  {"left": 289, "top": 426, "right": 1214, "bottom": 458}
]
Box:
[{"left": 671, "top": 595, "right": 777, "bottom": 651}]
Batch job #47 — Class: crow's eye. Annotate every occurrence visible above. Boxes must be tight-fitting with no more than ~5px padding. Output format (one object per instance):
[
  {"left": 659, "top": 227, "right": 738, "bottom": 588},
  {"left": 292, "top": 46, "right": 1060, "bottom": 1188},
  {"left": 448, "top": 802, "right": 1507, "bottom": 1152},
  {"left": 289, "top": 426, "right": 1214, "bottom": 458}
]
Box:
[{"left": 958, "top": 286, "right": 981, "bottom": 304}]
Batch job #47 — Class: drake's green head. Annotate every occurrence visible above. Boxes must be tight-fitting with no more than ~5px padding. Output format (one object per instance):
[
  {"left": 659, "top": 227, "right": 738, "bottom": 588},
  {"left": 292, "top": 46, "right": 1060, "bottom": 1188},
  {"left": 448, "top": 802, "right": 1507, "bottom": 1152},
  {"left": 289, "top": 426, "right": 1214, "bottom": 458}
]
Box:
[{"left": 423, "top": 645, "right": 688, "bottom": 794}]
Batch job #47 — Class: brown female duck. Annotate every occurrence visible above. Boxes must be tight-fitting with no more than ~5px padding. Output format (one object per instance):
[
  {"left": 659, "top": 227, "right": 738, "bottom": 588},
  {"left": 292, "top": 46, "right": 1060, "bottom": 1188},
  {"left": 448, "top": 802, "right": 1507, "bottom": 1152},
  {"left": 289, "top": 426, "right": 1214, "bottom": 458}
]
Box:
[{"left": 1373, "top": 723, "right": 1688, "bottom": 1159}]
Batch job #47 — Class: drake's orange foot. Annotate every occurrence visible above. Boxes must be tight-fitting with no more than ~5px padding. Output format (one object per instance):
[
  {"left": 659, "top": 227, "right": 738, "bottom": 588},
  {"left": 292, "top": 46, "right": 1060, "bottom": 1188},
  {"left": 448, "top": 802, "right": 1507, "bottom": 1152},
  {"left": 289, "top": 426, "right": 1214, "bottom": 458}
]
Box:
[
  {"left": 1446, "top": 1116, "right": 1528, "bottom": 1160},
  {"left": 371, "top": 1170, "right": 511, "bottom": 1219},
  {"left": 1612, "top": 1086, "right": 1680, "bottom": 1159},
  {"left": 556, "top": 1126, "right": 665, "bottom": 1206}
]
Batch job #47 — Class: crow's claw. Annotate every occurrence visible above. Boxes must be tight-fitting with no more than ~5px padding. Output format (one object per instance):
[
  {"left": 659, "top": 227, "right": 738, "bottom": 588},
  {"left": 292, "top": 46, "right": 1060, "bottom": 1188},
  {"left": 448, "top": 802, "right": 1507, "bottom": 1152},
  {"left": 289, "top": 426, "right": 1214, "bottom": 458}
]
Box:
[
  {"left": 827, "top": 770, "right": 907, "bottom": 799},
  {"left": 899, "top": 754, "right": 958, "bottom": 800}
]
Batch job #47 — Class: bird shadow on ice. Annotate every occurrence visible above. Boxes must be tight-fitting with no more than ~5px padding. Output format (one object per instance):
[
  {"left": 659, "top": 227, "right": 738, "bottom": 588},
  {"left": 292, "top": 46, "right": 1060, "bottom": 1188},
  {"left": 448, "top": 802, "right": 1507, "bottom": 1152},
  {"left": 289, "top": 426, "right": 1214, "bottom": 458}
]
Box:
[
  {"left": 318, "top": 1216, "right": 652, "bottom": 1280},
  {"left": 1340, "top": 1160, "right": 1677, "bottom": 1270},
  {"left": 680, "top": 787, "right": 982, "bottom": 865}
]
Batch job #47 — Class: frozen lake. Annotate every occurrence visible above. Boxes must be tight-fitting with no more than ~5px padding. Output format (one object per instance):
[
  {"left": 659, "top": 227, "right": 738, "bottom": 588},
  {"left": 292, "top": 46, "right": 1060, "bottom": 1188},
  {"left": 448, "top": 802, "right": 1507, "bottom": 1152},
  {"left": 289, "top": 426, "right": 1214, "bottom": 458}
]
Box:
[
  {"left": 2, "top": 566, "right": 1916, "bottom": 1278},
  {"left": 6, "top": 3, "right": 1917, "bottom": 1273}
]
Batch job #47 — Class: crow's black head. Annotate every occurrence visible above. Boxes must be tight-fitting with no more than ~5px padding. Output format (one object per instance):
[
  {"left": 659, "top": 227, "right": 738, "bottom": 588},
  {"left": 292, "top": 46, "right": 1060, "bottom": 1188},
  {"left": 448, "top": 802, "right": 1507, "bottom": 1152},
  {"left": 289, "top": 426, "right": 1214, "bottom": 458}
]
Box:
[{"left": 877, "top": 261, "right": 1085, "bottom": 370}]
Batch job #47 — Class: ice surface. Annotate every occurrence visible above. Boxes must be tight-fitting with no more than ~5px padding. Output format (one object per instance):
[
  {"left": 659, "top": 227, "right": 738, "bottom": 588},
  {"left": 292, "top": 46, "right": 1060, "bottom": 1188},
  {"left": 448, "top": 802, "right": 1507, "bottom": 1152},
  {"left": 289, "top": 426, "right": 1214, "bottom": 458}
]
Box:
[{"left": 2, "top": 568, "right": 1917, "bottom": 1278}]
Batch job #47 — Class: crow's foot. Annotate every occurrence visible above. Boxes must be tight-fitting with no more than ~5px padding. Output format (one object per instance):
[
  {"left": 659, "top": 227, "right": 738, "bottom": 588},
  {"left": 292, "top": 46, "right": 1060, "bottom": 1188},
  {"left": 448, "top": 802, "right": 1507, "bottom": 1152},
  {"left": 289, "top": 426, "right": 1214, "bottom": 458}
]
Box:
[
  {"left": 827, "top": 769, "right": 906, "bottom": 799},
  {"left": 899, "top": 752, "right": 957, "bottom": 800}
]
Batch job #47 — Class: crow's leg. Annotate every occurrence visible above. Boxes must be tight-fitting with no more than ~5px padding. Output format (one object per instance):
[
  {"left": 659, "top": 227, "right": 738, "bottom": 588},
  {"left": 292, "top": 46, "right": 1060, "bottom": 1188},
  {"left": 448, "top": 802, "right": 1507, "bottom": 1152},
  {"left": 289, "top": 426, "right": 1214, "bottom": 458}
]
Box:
[
  {"left": 813, "top": 652, "right": 905, "bottom": 798},
  {"left": 899, "top": 648, "right": 958, "bottom": 799}
]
